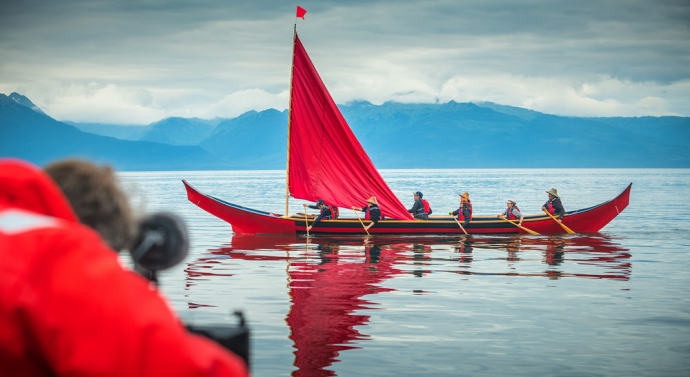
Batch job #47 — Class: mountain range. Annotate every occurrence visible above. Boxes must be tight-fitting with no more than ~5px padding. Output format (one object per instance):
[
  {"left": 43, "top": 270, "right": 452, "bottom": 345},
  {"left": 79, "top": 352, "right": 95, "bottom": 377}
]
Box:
[
  {"left": 0, "top": 93, "right": 227, "bottom": 170},
  {"left": 1, "top": 92, "right": 688, "bottom": 170}
]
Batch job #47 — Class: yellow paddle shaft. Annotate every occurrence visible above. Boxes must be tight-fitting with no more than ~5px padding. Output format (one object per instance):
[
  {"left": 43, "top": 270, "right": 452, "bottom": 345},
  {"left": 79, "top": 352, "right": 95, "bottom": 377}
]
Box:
[
  {"left": 352, "top": 208, "right": 370, "bottom": 235},
  {"left": 499, "top": 215, "right": 540, "bottom": 235},
  {"left": 543, "top": 210, "right": 575, "bottom": 234},
  {"left": 453, "top": 216, "right": 468, "bottom": 235}
]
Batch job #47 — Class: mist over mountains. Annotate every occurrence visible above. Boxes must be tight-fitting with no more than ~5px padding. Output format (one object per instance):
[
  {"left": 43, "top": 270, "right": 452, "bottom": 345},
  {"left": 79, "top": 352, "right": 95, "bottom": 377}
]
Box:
[{"left": 1, "top": 92, "right": 688, "bottom": 170}]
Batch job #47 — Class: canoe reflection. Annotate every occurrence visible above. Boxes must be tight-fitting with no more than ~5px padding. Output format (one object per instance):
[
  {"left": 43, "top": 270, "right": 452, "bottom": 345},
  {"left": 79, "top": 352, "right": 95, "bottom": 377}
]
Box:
[{"left": 184, "top": 234, "right": 631, "bottom": 376}]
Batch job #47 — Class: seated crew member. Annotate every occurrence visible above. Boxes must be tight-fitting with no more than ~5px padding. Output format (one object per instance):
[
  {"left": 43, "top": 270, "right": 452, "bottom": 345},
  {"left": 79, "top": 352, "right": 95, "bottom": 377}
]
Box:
[
  {"left": 353, "top": 197, "right": 382, "bottom": 231},
  {"left": 0, "top": 158, "right": 248, "bottom": 376},
  {"left": 307, "top": 199, "right": 337, "bottom": 231},
  {"left": 541, "top": 188, "right": 565, "bottom": 223},
  {"left": 408, "top": 191, "right": 432, "bottom": 220},
  {"left": 498, "top": 199, "right": 523, "bottom": 226},
  {"left": 449, "top": 192, "right": 472, "bottom": 226}
]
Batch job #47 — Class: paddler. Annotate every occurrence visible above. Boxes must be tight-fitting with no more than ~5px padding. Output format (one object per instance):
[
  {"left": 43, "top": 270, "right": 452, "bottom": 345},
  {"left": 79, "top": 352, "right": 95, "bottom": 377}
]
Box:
[
  {"left": 449, "top": 192, "right": 472, "bottom": 226},
  {"left": 542, "top": 188, "right": 565, "bottom": 223},
  {"left": 498, "top": 199, "right": 523, "bottom": 226},
  {"left": 307, "top": 199, "right": 338, "bottom": 231},
  {"left": 353, "top": 197, "right": 382, "bottom": 231},
  {"left": 408, "top": 191, "right": 432, "bottom": 220}
]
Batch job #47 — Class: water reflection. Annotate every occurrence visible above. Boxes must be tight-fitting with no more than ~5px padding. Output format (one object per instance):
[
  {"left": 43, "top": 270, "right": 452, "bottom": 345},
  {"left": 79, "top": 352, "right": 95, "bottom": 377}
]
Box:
[
  {"left": 287, "top": 240, "right": 405, "bottom": 377},
  {"left": 184, "top": 234, "right": 632, "bottom": 376}
]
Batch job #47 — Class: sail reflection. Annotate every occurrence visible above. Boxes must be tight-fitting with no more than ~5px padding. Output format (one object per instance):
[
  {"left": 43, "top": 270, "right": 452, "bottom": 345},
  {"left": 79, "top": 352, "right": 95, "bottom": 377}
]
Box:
[
  {"left": 183, "top": 233, "right": 631, "bottom": 376},
  {"left": 286, "top": 240, "right": 404, "bottom": 377}
]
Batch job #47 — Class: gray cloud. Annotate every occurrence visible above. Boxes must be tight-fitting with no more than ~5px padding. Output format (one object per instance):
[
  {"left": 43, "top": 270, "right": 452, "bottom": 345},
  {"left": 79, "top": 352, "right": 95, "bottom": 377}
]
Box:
[{"left": 1, "top": 0, "right": 689, "bottom": 123}]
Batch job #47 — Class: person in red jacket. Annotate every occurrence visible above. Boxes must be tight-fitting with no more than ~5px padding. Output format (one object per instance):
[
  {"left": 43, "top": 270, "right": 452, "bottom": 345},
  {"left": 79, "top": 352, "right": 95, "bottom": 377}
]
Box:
[
  {"left": 498, "top": 199, "right": 523, "bottom": 226},
  {"left": 0, "top": 158, "right": 248, "bottom": 377},
  {"left": 449, "top": 192, "right": 472, "bottom": 226}
]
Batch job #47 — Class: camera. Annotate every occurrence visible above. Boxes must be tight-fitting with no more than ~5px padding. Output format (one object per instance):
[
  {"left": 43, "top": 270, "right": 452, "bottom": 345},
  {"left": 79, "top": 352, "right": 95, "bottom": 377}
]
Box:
[{"left": 129, "top": 212, "right": 250, "bottom": 368}]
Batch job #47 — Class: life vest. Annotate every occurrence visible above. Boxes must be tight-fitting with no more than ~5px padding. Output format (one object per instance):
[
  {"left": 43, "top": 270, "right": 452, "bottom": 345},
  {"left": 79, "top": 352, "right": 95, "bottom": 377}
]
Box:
[
  {"left": 458, "top": 201, "right": 473, "bottom": 221},
  {"left": 321, "top": 206, "right": 334, "bottom": 220},
  {"left": 508, "top": 205, "right": 520, "bottom": 220},
  {"left": 365, "top": 205, "right": 382, "bottom": 221},
  {"left": 329, "top": 205, "right": 339, "bottom": 219},
  {"left": 422, "top": 199, "right": 430, "bottom": 214},
  {"left": 413, "top": 199, "right": 425, "bottom": 216},
  {"left": 547, "top": 201, "right": 554, "bottom": 215}
]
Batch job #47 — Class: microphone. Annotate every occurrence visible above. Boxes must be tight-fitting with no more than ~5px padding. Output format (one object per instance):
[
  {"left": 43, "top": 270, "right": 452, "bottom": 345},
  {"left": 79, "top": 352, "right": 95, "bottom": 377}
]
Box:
[{"left": 129, "top": 212, "right": 189, "bottom": 282}]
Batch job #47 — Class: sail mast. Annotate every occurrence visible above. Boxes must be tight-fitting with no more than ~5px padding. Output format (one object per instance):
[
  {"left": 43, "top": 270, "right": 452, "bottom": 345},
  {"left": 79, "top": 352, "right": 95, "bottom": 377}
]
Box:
[{"left": 285, "top": 24, "right": 297, "bottom": 216}]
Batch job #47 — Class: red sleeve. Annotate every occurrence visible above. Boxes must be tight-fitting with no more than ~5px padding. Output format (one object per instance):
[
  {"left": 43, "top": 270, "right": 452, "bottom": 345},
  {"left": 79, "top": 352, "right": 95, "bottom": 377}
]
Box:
[{"left": 23, "top": 227, "right": 249, "bottom": 377}]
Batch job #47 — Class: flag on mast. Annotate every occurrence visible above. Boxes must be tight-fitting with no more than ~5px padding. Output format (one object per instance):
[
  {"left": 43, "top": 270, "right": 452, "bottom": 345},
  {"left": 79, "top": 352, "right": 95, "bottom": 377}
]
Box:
[{"left": 296, "top": 6, "right": 307, "bottom": 19}]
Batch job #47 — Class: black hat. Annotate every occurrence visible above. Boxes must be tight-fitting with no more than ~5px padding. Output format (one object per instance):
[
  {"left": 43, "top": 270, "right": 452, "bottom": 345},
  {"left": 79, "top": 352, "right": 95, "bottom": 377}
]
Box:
[
  {"left": 413, "top": 191, "right": 423, "bottom": 198},
  {"left": 308, "top": 199, "right": 325, "bottom": 210}
]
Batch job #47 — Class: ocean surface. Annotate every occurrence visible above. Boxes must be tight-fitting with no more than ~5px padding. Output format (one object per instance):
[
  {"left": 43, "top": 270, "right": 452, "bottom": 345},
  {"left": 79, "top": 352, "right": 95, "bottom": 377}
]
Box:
[{"left": 119, "top": 169, "right": 690, "bottom": 376}]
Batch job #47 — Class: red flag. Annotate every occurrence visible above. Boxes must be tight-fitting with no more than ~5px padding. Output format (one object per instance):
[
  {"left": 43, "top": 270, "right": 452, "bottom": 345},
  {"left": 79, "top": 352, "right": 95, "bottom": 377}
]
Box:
[{"left": 296, "top": 6, "right": 307, "bottom": 19}]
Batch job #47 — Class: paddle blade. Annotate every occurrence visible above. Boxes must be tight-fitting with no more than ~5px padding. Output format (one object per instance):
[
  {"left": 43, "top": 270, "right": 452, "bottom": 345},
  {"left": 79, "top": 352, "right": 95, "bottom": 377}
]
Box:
[{"left": 519, "top": 225, "right": 540, "bottom": 236}]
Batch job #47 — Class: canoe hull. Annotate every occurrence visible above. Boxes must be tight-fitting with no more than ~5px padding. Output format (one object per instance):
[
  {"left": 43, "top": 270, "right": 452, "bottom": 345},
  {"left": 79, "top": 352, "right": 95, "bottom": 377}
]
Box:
[{"left": 183, "top": 180, "right": 631, "bottom": 235}]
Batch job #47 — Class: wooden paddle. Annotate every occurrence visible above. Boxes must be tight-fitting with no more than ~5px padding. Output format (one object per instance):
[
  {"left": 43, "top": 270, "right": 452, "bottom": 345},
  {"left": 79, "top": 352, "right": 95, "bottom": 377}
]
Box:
[
  {"left": 543, "top": 210, "right": 575, "bottom": 234},
  {"left": 352, "top": 207, "right": 370, "bottom": 235},
  {"left": 302, "top": 204, "right": 310, "bottom": 237},
  {"left": 498, "top": 215, "right": 540, "bottom": 235},
  {"left": 453, "top": 216, "right": 468, "bottom": 235}
]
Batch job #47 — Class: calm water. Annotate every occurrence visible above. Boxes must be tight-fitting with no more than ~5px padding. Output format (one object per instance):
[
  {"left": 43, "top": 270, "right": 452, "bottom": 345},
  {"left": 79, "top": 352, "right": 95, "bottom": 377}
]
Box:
[{"left": 120, "top": 169, "right": 690, "bottom": 376}]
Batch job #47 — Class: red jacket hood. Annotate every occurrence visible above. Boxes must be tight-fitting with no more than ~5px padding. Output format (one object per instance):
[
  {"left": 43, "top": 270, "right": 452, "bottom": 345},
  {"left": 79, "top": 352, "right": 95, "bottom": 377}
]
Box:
[{"left": 0, "top": 158, "right": 78, "bottom": 223}]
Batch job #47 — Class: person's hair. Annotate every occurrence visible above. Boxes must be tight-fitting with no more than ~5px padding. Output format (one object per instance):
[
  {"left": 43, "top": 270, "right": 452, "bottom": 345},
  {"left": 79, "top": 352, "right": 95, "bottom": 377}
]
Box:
[{"left": 45, "top": 159, "right": 134, "bottom": 252}]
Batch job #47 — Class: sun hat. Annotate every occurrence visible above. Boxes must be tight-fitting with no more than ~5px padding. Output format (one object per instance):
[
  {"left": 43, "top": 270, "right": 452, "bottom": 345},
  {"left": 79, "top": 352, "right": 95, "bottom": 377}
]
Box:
[
  {"left": 366, "top": 197, "right": 378, "bottom": 205},
  {"left": 545, "top": 188, "right": 559, "bottom": 198},
  {"left": 459, "top": 192, "right": 470, "bottom": 200},
  {"left": 506, "top": 199, "right": 516, "bottom": 205}
]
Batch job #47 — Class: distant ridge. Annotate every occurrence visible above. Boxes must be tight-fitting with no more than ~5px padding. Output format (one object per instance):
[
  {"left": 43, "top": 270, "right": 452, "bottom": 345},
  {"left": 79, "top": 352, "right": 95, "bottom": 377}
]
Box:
[
  {"left": 472, "top": 101, "right": 543, "bottom": 121},
  {"left": 4, "top": 92, "right": 689, "bottom": 170},
  {"left": 9, "top": 92, "right": 47, "bottom": 116},
  {"left": 339, "top": 101, "right": 689, "bottom": 168},
  {"left": 67, "top": 121, "right": 150, "bottom": 140},
  {"left": 141, "top": 117, "right": 217, "bottom": 146},
  {"left": 0, "top": 93, "right": 230, "bottom": 171},
  {"left": 200, "top": 109, "right": 288, "bottom": 169}
]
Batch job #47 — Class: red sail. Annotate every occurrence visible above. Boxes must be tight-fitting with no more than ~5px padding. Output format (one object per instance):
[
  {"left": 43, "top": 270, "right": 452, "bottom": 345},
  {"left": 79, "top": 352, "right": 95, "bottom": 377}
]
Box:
[{"left": 288, "top": 34, "right": 412, "bottom": 220}]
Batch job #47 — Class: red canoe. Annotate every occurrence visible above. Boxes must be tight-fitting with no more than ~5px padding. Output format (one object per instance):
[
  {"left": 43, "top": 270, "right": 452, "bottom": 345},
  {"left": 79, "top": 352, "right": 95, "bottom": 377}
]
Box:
[
  {"left": 183, "top": 33, "right": 632, "bottom": 235},
  {"left": 183, "top": 180, "right": 631, "bottom": 235}
]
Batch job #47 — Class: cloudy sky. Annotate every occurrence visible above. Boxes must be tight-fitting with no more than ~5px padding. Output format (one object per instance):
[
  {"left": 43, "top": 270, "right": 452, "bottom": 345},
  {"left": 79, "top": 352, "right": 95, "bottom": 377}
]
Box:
[{"left": 1, "top": 0, "right": 689, "bottom": 124}]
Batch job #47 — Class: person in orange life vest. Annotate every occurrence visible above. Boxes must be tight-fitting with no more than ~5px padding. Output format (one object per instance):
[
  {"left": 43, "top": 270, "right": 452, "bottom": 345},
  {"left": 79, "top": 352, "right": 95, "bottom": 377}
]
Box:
[
  {"left": 0, "top": 158, "right": 248, "bottom": 377},
  {"left": 408, "top": 191, "right": 432, "bottom": 220},
  {"left": 449, "top": 192, "right": 472, "bottom": 226},
  {"left": 498, "top": 199, "right": 523, "bottom": 226},
  {"left": 542, "top": 188, "right": 565, "bottom": 223},
  {"left": 353, "top": 197, "right": 381, "bottom": 231},
  {"left": 306, "top": 199, "right": 338, "bottom": 231}
]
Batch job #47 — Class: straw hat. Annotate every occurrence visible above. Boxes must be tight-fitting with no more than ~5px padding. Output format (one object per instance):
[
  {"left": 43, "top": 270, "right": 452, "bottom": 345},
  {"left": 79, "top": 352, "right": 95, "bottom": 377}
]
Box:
[
  {"left": 459, "top": 192, "right": 470, "bottom": 200},
  {"left": 366, "top": 197, "right": 378, "bottom": 205},
  {"left": 545, "top": 188, "right": 559, "bottom": 198}
]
